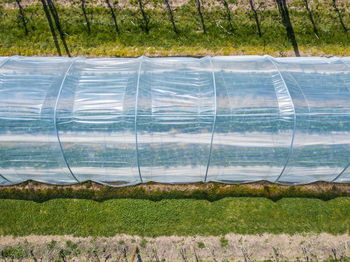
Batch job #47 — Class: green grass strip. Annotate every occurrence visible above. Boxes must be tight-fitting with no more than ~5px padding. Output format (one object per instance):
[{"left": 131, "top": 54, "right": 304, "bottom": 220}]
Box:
[
  {"left": 1, "top": 197, "right": 350, "bottom": 237},
  {"left": 1, "top": 5, "right": 350, "bottom": 57}
]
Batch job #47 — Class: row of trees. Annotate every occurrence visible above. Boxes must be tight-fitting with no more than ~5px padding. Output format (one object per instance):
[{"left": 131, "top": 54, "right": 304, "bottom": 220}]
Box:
[{"left": 11, "top": 0, "right": 349, "bottom": 57}]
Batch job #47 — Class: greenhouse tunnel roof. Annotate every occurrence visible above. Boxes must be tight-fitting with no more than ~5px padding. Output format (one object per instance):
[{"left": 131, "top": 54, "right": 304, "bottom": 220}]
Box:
[{"left": 0, "top": 55, "right": 350, "bottom": 186}]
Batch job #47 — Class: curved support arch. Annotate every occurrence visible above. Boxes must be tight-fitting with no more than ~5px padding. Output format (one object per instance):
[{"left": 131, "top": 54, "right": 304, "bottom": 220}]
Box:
[
  {"left": 204, "top": 56, "right": 217, "bottom": 183},
  {"left": 332, "top": 58, "right": 350, "bottom": 182},
  {"left": 265, "top": 56, "right": 296, "bottom": 183},
  {"left": 0, "top": 56, "right": 12, "bottom": 184},
  {"left": 54, "top": 58, "right": 80, "bottom": 183},
  {"left": 332, "top": 164, "right": 350, "bottom": 182},
  {"left": 0, "top": 57, "right": 11, "bottom": 68},
  {"left": 135, "top": 56, "right": 144, "bottom": 183},
  {"left": 340, "top": 59, "right": 350, "bottom": 70}
]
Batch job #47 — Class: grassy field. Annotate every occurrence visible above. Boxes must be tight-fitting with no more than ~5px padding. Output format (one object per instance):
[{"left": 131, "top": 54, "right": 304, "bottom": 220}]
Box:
[
  {"left": 1, "top": 197, "right": 350, "bottom": 237},
  {"left": 0, "top": 1, "right": 349, "bottom": 57}
]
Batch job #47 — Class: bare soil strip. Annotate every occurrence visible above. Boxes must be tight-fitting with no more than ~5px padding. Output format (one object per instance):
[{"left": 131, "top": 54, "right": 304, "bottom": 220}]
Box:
[{"left": 0, "top": 233, "right": 349, "bottom": 261}]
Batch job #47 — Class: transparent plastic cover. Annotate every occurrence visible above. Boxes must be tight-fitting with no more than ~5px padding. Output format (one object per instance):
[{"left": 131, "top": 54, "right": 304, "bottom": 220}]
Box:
[{"left": 0, "top": 55, "right": 349, "bottom": 186}]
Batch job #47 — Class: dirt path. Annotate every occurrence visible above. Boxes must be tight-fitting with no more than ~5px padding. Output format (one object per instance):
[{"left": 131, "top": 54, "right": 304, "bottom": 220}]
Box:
[{"left": 0, "top": 233, "right": 349, "bottom": 261}]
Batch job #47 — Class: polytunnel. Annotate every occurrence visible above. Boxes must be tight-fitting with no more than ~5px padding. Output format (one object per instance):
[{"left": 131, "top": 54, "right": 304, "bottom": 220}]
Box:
[{"left": 0, "top": 55, "right": 350, "bottom": 186}]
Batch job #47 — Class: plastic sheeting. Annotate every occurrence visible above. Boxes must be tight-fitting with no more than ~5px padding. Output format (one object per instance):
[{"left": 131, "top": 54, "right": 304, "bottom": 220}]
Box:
[{"left": 0, "top": 55, "right": 350, "bottom": 186}]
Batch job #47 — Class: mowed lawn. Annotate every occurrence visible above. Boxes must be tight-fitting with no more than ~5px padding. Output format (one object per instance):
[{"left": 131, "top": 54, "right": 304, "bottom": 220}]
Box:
[{"left": 0, "top": 197, "right": 349, "bottom": 237}]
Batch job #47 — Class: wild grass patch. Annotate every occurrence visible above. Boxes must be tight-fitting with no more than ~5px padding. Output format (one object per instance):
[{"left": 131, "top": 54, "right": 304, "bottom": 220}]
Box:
[{"left": 0, "top": 3, "right": 349, "bottom": 57}]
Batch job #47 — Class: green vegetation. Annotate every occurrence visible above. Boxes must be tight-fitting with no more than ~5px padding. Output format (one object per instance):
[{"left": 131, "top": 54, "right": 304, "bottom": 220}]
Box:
[
  {"left": 64, "top": 240, "right": 81, "bottom": 256},
  {"left": 140, "top": 238, "right": 147, "bottom": 248},
  {"left": 220, "top": 236, "right": 228, "bottom": 247},
  {"left": 1, "top": 197, "right": 350, "bottom": 237},
  {"left": 0, "top": 0, "right": 349, "bottom": 57},
  {"left": 197, "top": 241, "right": 205, "bottom": 248},
  {"left": 1, "top": 244, "right": 29, "bottom": 259},
  {"left": 47, "top": 239, "right": 56, "bottom": 250},
  {"left": 1, "top": 181, "right": 349, "bottom": 202}
]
